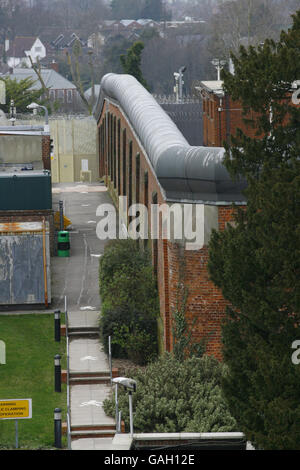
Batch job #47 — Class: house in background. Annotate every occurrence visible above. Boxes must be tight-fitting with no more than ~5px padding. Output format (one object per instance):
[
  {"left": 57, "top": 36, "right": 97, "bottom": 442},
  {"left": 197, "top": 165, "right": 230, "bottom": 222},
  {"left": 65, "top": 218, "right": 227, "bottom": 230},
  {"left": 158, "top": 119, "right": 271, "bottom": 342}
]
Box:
[
  {"left": 5, "top": 65, "right": 84, "bottom": 113},
  {"left": 5, "top": 37, "right": 47, "bottom": 68}
]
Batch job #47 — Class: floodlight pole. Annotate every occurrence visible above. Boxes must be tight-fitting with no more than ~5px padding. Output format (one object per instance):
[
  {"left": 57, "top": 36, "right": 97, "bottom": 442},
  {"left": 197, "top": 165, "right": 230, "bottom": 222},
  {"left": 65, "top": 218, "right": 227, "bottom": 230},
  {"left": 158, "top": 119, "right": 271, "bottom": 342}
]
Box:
[
  {"left": 39, "top": 105, "right": 49, "bottom": 125},
  {"left": 178, "top": 66, "right": 186, "bottom": 103},
  {"left": 27, "top": 102, "right": 49, "bottom": 131}
]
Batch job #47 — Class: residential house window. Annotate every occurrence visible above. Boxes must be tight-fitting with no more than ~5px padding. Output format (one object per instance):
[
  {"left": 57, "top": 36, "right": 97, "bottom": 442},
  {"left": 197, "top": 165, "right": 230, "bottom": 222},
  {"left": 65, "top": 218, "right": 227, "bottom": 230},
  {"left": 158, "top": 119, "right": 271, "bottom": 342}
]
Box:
[
  {"left": 67, "top": 90, "right": 73, "bottom": 103},
  {"left": 58, "top": 90, "right": 64, "bottom": 102}
]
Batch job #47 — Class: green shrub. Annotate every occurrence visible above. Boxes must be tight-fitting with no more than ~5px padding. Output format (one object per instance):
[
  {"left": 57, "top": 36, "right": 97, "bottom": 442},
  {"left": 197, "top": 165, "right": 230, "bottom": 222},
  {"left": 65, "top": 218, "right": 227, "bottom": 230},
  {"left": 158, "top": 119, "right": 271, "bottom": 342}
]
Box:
[
  {"left": 103, "top": 353, "right": 238, "bottom": 433},
  {"left": 99, "top": 239, "right": 159, "bottom": 365},
  {"left": 100, "top": 305, "right": 158, "bottom": 364}
]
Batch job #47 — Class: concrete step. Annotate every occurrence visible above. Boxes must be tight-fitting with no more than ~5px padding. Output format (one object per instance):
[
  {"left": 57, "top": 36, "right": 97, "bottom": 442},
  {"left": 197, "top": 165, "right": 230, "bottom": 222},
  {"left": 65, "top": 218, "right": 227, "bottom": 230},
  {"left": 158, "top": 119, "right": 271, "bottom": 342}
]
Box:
[
  {"left": 71, "top": 429, "right": 116, "bottom": 440},
  {"left": 68, "top": 326, "right": 99, "bottom": 333},
  {"left": 70, "top": 371, "right": 111, "bottom": 378},
  {"left": 69, "top": 376, "right": 111, "bottom": 385},
  {"left": 68, "top": 330, "right": 99, "bottom": 338},
  {"left": 71, "top": 424, "right": 115, "bottom": 432}
]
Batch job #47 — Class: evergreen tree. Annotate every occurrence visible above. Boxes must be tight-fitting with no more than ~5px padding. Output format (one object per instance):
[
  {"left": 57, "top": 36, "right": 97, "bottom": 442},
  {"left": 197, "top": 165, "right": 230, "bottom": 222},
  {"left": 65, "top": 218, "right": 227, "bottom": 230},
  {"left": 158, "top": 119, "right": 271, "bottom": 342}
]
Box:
[
  {"left": 120, "top": 41, "right": 149, "bottom": 90},
  {"left": 207, "top": 11, "right": 300, "bottom": 450},
  {"left": 1, "top": 77, "right": 45, "bottom": 114}
]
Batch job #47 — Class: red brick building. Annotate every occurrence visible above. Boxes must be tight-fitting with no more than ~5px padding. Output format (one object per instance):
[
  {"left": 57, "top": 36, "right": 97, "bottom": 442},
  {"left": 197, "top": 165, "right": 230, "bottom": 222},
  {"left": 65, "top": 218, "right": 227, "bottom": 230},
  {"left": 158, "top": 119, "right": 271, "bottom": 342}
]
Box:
[
  {"left": 195, "top": 80, "right": 262, "bottom": 147},
  {"left": 94, "top": 74, "right": 247, "bottom": 359}
]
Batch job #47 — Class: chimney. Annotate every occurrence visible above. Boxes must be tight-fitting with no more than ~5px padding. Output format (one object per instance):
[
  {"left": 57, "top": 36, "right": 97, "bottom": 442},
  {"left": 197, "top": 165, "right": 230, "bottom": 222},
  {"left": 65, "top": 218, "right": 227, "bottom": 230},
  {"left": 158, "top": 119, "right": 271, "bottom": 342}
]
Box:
[{"left": 50, "top": 60, "right": 59, "bottom": 73}]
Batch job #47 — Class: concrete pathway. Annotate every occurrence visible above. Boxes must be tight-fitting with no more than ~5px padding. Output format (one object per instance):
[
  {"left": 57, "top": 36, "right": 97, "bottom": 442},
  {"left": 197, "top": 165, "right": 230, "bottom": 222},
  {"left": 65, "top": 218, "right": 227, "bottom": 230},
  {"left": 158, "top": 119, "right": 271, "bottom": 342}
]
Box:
[
  {"left": 67, "top": 311, "right": 116, "bottom": 448},
  {"left": 51, "top": 183, "right": 118, "bottom": 450}
]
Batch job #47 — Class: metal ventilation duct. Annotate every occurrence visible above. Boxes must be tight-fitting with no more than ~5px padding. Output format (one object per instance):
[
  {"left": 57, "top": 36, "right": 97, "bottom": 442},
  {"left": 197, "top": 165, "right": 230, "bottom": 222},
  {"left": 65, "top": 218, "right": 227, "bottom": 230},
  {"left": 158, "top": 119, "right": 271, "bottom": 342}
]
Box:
[{"left": 94, "top": 73, "right": 247, "bottom": 204}]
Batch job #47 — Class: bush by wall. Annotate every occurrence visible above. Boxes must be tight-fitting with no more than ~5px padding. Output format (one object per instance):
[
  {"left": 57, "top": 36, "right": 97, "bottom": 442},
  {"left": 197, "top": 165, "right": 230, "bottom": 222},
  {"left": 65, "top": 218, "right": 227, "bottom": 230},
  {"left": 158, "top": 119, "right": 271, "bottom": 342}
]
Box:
[{"left": 99, "top": 239, "right": 159, "bottom": 365}]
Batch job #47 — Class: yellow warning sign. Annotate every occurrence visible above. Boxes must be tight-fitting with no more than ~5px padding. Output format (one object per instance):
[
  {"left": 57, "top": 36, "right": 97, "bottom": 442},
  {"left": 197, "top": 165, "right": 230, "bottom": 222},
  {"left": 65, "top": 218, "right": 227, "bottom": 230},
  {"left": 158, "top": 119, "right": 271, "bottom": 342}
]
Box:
[{"left": 0, "top": 399, "right": 32, "bottom": 420}]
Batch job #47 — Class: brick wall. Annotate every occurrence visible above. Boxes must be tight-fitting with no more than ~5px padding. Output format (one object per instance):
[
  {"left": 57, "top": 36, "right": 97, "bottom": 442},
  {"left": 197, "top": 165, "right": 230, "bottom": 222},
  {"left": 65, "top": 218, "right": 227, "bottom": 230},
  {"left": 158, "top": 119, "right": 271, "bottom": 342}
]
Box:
[
  {"left": 202, "top": 92, "right": 261, "bottom": 147},
  {"left": 167, "top": 205, "right": 238, "bottom": 361},
  {"left": 42, "top": 135, "right": 51, "bottom": 170}
]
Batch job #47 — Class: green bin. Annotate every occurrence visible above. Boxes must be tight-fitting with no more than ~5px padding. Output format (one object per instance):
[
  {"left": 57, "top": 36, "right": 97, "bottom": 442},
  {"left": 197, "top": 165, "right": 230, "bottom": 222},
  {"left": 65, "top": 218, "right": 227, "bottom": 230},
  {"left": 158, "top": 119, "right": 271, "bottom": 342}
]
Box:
[{"left": 57, "top": 231, "right": 70, "bottom": 257}]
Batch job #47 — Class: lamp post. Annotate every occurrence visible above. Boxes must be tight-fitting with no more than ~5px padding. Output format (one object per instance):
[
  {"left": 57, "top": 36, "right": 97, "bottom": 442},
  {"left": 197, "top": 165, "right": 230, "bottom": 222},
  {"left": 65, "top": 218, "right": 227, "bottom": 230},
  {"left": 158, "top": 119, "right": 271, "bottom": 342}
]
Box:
[
  {"left": 112, "top": 377, "right": 137, "bottom": 437},
  {"left": 27, "top": 102, "right": 49, "bottom": 131}
]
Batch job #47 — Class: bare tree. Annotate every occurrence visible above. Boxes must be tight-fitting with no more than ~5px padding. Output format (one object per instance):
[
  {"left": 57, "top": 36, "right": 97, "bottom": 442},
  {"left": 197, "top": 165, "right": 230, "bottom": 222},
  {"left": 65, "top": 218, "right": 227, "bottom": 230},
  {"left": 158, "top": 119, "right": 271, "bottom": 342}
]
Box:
[
  {"left": 66, "top": 40, "right": 92, "bottom": 113},
  {"left": 208, "top": 0, "right": 292, "bottom": 59}
]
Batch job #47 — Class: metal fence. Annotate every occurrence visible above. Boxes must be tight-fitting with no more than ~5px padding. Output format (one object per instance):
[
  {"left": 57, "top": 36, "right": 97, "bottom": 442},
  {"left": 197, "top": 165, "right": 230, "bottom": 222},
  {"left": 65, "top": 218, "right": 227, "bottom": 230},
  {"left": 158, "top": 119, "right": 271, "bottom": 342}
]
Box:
[{"left": 154, "top": 95, "right": 203, "bottom": 146}]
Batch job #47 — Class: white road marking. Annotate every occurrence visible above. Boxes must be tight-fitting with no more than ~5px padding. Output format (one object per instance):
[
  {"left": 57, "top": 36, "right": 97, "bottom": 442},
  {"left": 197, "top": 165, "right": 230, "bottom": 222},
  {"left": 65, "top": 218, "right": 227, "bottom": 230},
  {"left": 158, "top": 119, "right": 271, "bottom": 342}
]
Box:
[
  {"left": 80, "top": 400, "right": 103, "bottom": 407},
  {"left": 80, "top": 356, "right": 97, "bottom": 361}
]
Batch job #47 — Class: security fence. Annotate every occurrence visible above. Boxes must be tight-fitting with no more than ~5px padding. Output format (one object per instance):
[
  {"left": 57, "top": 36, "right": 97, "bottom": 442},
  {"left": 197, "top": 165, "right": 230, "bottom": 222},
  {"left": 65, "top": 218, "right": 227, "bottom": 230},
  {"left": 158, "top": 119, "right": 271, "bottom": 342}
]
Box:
[{"left": 154, "top": 95, "right": 203, "bottom": 146}]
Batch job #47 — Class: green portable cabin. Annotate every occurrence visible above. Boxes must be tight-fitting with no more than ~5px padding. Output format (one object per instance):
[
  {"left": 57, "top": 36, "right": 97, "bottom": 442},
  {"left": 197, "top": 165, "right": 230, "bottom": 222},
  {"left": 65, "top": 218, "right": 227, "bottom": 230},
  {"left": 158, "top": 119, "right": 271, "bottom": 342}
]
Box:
[{"left": 0, "top": 170, "right": 52, "bottom": 211}]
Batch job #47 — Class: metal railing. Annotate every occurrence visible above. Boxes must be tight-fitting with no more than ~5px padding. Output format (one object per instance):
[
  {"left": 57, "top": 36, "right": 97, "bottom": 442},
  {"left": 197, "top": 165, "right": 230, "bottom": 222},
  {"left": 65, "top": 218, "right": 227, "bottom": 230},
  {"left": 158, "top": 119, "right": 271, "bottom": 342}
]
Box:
[{"left": 108, "top": 336, "right": 112, "bottom": 386}]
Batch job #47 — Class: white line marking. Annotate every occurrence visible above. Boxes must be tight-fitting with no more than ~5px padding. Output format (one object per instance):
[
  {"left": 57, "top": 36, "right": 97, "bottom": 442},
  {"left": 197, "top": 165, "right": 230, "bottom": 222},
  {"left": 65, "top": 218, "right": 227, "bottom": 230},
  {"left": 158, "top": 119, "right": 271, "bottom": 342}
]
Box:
[
  {"left": 80, "top": 356, "right": 97, "bottom": 361},
  {"left": 80, "top": 400, "right": 103, "bottom": 407}
]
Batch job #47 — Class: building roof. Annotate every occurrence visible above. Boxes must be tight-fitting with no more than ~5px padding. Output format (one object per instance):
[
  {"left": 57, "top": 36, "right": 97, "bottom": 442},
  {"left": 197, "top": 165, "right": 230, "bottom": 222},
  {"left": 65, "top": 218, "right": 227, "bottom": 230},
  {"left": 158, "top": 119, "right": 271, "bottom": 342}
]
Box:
[
  {"left": 6, "top": 68, "right": 76, "bottom": 91},
  {"left": 196, "top": 81, "right": 224, "bottom": 97},
  {"left": 7, "top": 37, "right": 38, "bottom": 58},
  {"left": 0, "top": 125, "right": 47, "bottom": 136},
  {"left": 94, "top": 73, "right": 246, "bottom": 205},
  {"left": 84, "top": 85, "right": 101, "bottom": 100}
]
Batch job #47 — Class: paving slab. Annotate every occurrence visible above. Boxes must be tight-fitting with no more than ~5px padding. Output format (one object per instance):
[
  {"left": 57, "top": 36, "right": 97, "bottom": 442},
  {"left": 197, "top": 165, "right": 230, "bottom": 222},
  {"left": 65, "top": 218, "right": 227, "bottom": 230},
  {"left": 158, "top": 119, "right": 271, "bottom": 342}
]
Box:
[
  {"left": 71, "top": 437, "right": 114, "bottom": 450},
  {"left": 71, "top": 434, "right": 133, "bottom": 450},
  {"left": 69, "top": 338, "right": 110, "bottom": 373},
  {"left": 70, "top": 383, "right": 115, "bottom": 427},
  {"left": 67, "top": 310, "right": 100, "bottom": 329}
]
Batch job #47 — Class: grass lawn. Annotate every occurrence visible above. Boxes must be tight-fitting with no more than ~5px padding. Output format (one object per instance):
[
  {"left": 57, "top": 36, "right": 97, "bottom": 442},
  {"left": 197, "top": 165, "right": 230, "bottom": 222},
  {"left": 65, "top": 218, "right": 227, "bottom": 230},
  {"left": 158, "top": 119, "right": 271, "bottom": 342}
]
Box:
[{"left": 0, "top": 313, "right": 67, "bottom": 450}]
